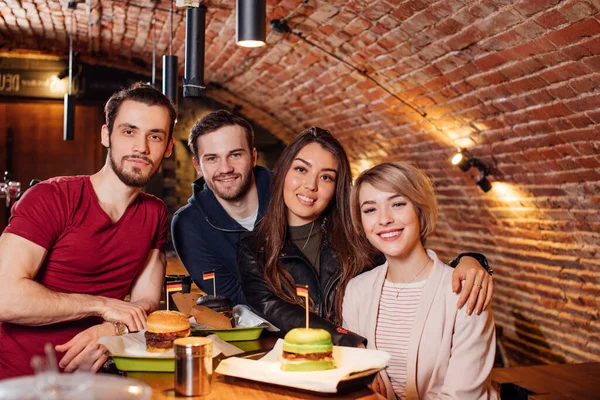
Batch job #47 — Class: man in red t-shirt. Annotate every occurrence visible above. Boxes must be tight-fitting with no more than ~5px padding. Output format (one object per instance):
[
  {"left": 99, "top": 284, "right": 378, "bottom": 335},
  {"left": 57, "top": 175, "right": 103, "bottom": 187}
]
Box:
[{"left": 0, "top": 83, "right": 176, "bottom": 378}]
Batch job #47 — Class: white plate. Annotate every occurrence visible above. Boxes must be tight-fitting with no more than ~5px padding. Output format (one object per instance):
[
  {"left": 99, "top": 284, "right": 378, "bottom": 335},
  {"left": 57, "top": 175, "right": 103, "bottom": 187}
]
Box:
[
  {"left": 216, "top": 339, "right": 390, "bottom": 394},
  {"left": 0, "top": 373, "right": 152, "bottom": 400}
]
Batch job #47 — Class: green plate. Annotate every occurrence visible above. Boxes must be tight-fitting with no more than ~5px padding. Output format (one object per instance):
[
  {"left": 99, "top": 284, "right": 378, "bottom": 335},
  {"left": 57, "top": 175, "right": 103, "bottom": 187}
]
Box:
[
  {"left": 112, "top": 356, "right": 175, "bottom": 372},
  {"left": 192, "top": 326, "right": 265, "bottom": 341}
]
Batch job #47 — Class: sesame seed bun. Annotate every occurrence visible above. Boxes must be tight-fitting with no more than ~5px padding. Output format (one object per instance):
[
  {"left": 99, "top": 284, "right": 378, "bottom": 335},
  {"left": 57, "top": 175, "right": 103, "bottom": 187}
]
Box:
[{"left": 147, "top": 310, "right": 190, "bottom": 334}]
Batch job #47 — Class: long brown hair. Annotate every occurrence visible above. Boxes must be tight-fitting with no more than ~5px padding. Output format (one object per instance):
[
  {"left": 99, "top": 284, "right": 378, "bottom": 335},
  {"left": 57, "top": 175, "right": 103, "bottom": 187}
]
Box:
[{"left": 254, "top": 127, "right": 372, "bottom": 325}]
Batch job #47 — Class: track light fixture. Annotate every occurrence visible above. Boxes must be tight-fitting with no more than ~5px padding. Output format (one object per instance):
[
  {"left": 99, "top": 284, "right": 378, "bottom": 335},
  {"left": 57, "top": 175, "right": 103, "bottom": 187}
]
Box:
[
  {"left": 451, "top": 149, "right": 492, "bottom": 193},
  {"left": 451, "top": 151, "right": 471, "bottom": 172},
  {"left": 476, "top": 172, "right": 492, "bottom": 193}
]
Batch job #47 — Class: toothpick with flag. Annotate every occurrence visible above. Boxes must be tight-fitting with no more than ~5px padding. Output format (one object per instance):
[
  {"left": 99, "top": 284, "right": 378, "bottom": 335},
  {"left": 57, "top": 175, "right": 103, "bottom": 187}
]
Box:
[
  {"left": 203, "top": 270, "right": 216, "bottom": 296},
  {"left": 296, "top": 284, "right": 310, "bottom": 329},
  {"left": 165, "top": 281, "right": 183, "bottom": 310}
]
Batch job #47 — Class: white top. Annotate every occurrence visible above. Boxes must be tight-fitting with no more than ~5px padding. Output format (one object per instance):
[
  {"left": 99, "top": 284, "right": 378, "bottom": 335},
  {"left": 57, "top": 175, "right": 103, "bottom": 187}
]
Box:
[
  {"left": 343, "top": 250, "right": 498, "bottom": 400},
  {"left": 233, "top": 207, "right": 258, "bottom": 231},
  {"left": 376, "top": 279, "right": 427, "bottom": 399}
]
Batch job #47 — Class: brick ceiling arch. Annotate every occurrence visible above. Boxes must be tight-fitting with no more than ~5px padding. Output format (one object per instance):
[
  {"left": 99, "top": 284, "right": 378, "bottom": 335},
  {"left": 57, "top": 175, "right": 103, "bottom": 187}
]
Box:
[{"left": 1, "top": 0, "right": 599, "bottom": 365}]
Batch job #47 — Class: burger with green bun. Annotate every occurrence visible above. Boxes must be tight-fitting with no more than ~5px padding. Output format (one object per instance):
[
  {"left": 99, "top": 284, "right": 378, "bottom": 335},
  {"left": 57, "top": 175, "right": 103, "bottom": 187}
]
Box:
[{"left": 280, "top": 328, "right": 335, "bottom": 372}]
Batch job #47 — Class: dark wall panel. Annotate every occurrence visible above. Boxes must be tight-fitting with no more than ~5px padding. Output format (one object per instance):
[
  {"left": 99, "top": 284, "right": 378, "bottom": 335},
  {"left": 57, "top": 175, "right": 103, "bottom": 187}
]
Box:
[{"left": 0, "top": 101, "right": 104, "bottom": 230}]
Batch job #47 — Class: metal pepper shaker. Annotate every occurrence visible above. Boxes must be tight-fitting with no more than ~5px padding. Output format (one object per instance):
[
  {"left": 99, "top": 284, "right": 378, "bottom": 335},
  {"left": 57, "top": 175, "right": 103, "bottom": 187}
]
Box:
[{"left": 174, "top": 337, "right": 213, "bottom": 396}]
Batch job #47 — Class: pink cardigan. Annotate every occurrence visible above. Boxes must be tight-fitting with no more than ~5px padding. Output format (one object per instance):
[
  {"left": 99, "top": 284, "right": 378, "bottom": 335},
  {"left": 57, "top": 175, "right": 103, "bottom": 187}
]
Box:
[{"left": 342, "top": 250, "right": 498, "bottom": 400}]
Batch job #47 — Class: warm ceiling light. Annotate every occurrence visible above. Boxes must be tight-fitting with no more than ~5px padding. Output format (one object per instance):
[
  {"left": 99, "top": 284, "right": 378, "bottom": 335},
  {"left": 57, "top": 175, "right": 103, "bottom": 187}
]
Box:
[
  {"left": 237, "top": 40, "right": 266, "bottom": 48},
  {"left": 451, "top": 152, "right": 463, "bottom": 165},
  {"left": 451, "top": 150, "right": 471, "bottom": 172},
  {"left": 452, "top": 149, "right": 493, "bottom": 193},
  {"left": 236, "top": 0, "right": 266, "bottom": 48}
]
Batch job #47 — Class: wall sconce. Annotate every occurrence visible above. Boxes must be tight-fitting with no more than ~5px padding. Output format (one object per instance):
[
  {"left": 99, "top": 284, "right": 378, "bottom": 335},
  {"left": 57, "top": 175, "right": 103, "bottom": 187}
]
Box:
[
  {"left": 451, "top": 149, "right": 492, "bottom": 193},
  {"left": 236, "top": 0, "right": 266, "bottom": 48}
]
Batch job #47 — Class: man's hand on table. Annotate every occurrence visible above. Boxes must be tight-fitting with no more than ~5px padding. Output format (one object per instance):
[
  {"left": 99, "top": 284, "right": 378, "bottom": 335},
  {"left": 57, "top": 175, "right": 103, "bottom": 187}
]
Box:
[
  {"left": 451, "top": 256, "right": 493, "bottom": 315},
  {"left": 55, "top": 322, "right": 113, "bottom": 372},
  {"left": 97, "top": 297, "right": 148, "bottom": 331}
]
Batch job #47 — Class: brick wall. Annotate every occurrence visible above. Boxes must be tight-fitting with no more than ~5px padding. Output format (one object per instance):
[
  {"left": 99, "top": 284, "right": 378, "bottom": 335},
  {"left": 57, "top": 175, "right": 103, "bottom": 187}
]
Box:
[{"left": 1, "top": 0, "right": 598, "bottom": 366}]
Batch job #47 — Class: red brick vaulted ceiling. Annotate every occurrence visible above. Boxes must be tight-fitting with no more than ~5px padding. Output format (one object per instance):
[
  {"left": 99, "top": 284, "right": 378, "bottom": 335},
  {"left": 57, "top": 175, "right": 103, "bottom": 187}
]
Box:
[{"left": 1, "top": 0, "right": 599, "bottom": 366}]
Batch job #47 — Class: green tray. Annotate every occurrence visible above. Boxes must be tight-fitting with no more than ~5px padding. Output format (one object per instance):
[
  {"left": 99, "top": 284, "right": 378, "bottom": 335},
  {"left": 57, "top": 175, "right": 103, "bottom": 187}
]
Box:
[
  {"left": 112, "top": 356, "right": 175, "bottom": 372},
  {"left": 192, "top": 326, "right": 265, "bottom": 341}
]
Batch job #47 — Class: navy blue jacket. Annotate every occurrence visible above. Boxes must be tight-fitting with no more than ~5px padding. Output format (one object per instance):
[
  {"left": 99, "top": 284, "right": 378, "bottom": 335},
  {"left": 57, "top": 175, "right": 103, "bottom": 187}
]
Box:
[{"left": 171, "top": 166, "right": 272, "bottom": 305}]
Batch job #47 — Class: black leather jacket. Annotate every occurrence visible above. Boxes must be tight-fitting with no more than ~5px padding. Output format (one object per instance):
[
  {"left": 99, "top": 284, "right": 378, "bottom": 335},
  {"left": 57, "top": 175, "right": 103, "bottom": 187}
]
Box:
[{"left": 237, "top": 232, "right": 366, "bottom": 347}]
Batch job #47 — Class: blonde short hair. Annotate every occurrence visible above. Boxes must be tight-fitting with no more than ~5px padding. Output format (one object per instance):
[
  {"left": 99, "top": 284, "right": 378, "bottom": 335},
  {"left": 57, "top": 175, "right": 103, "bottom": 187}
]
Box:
[{"left": 351, "top": 162, "right": 438, "bottom": 245}]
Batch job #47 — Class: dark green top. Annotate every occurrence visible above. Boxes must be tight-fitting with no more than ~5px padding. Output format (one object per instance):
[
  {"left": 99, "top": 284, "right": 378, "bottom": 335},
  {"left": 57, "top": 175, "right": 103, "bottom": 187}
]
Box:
[{"left": 288, "top": 219, "right": 322, "bottom": 274}]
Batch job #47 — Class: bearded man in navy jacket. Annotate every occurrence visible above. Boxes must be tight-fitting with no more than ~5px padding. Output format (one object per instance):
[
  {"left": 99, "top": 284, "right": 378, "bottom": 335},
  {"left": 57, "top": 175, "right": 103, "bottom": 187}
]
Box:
[{"left": 172, "top": 111, "right": 271, "bottom": 304}]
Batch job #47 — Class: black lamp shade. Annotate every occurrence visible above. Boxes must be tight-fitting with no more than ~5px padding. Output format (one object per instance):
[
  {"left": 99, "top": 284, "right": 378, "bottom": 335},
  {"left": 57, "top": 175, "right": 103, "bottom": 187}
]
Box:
[
  {"left": 162, "top": 55, "right": 178, "bottom": 106},
  {"left": 236, "top": 0, "right": 266, "bottom": 47},
  {"left": 184, "top": 5, "right": 206, "bottom": 98},
  {"left": 63, "top": 94, "right": 75, "bottom": 141}
]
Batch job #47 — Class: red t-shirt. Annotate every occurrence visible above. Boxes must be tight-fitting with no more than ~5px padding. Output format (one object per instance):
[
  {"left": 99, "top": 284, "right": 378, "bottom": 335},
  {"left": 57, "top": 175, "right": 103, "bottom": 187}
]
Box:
[{"left": 0, "top": 176, "right": 167, "bottom": 378}]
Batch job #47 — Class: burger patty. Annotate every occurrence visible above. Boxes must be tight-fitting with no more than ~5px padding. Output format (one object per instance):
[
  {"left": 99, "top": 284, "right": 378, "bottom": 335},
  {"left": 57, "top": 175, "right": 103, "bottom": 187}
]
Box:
[
  {"left": 282, "top": 351, "right": 333, "bottom": 361},
  {"left": 145, "top": 328, "right": 191, "bottom": 345},
  {"left": 145, "top": 339, "right": 176, "bottom": 349}
]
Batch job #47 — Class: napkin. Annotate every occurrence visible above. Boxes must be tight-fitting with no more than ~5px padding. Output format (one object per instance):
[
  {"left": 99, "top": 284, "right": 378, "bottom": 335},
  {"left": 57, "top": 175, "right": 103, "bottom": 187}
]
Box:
[
  {"left": 98, "top": 331, "right": 244, "bottom": 358},
  {"left": 215, "top": 339, "right": 390, "bottom": 393}
]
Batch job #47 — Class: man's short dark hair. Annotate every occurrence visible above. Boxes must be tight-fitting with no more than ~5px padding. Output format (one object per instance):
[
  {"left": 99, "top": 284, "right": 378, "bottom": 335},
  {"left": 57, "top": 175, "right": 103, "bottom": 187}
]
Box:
[
  {"left": 188, "top": 110, "right": 254, "bottom": 160},
  {"left": 104, "top": 82, "right": 177, "bottom": 140}
]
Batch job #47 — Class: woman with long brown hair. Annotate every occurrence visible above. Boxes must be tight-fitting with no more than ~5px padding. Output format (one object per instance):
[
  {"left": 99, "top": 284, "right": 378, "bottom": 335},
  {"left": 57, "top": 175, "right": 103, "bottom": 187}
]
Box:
[
  {"left": 238, "top": 127, "right": 493, "bottom": 346},
  {"left": 238, "top": 126, "right": 370, "bottom": 345}
]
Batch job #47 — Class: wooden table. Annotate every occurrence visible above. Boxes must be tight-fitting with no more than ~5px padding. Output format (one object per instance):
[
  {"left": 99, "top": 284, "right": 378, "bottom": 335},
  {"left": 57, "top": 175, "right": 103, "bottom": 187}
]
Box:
[
  {"left": 490, "top": 362, "right": 600, "bottom": 400},
  {"left": 127, "top": 336, "right": 383, "bottom": 400},
  {"left": 129, "top": 371, "right": 383, "bottom": 400}
]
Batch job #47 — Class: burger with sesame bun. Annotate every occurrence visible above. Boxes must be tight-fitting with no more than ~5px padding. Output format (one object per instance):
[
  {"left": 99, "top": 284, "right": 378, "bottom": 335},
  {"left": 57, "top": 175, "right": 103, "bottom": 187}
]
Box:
[
  {"left": 280, "top": 328, "right": 335, "bottom": 372},
  {"left": 145, "top": 310, "right": 191, "bottom": 353}
]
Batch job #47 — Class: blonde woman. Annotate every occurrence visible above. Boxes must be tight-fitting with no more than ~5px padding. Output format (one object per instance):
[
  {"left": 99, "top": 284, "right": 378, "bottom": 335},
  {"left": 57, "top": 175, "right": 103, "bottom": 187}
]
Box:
[{"left": 343, "top": 162, "right": 498, "bottom": 400}]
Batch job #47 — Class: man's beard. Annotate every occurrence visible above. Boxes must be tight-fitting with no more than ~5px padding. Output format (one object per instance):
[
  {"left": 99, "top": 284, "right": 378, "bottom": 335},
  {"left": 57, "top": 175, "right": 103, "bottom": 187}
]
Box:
[
  {"left": 109, "top": 152, "right": 156, "bottom": 188},
  {"left": 207, "top": 172, "right": 253, "bottom": 201}
]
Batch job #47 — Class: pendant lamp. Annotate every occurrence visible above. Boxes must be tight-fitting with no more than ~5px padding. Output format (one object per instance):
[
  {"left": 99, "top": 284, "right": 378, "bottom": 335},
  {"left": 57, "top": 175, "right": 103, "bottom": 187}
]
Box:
[{"left": 236, "top": 0, "right": 266, "bottom": 48}]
